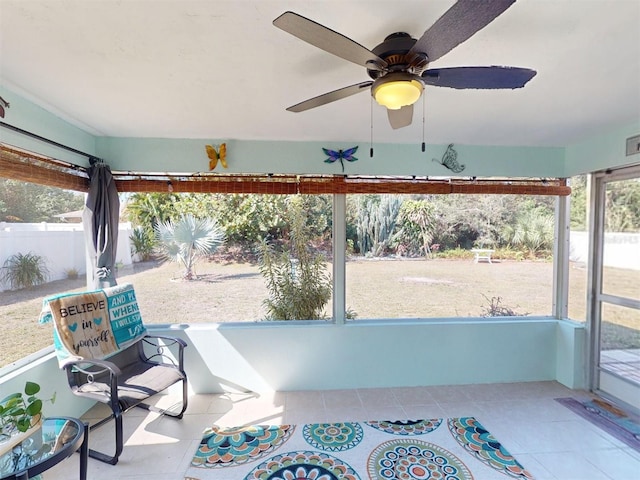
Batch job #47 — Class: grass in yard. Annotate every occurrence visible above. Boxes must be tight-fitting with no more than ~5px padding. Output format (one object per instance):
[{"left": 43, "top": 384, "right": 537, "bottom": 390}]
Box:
[
  {"left": 347, "top": 258, "right": 553, "bottom": 318},
  {"left": 1, "top": 258, "right": 638, "bottom": 367}
]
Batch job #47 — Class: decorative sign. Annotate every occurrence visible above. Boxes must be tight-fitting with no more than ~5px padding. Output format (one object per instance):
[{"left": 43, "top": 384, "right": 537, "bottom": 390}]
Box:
[
  {"left": 206, "top": 143, "right": 227, "bottom": 170},
  {"left": 432, "top": 143, "right": 465, "bottom": 173},
  {"left": 323, "top": 146, "right": 358, "bottom": 172},
  {"left": 41, "top": 283, "right": 147, "bottom": 366}
]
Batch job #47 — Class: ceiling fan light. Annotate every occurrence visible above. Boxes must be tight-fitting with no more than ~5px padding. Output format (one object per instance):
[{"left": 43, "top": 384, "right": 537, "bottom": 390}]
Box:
[{"left": 373, "top": 77, "right": 423, "bottom": 110}]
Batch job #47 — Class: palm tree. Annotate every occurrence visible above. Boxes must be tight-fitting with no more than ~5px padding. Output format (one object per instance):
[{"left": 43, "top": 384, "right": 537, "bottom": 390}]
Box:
[
  {"left": 155, "top": 214, "right": 224, "bottom": 280},
  {"left": 502, "top": 209, "right": 554, "bottom": 256}
]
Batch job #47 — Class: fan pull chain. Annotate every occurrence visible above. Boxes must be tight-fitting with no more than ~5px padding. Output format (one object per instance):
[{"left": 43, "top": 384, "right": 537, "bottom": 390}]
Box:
[
  {"left": 421, "top": 93, "right": 426, "bottom": 152},
  {"left": 370, "top": 97, "right": 374, "bottom": 157}
]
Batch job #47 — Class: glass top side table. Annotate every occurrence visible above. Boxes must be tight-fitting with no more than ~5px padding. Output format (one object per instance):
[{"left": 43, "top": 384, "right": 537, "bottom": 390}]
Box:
[{"left": 0, "top": 417, "right": 88, "bottom": 480}]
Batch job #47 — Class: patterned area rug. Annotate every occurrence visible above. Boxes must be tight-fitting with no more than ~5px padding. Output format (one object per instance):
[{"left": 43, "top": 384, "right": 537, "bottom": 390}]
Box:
[
  {"left": 556, "top": 397, "right": 640, "bottom": 452},
  {"left": 184, "top": 417, "right": 534, "bottom": 479}
]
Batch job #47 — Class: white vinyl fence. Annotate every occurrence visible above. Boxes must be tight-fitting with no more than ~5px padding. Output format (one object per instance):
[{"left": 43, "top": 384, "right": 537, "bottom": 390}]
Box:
[
  {"left": 0, "top": 222, "right": 133, "bottom": 292},
  {"left": 0, "top": 227, "right": 637, "bottom": 292},
  {"left": 570, "top": 231, "right": 640, "bottom": 270}
]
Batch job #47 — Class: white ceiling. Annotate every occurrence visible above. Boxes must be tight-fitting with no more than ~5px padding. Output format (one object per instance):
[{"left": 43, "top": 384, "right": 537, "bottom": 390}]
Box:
[{"left": 1, "top": 0, "right": 639, "bottom": 148}]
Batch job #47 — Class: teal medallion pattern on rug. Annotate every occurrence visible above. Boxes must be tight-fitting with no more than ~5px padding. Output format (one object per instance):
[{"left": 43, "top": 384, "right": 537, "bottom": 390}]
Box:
[
  {"left": 366, "top": 419, "right": 442, "bottom": 435},
  {"left": 367, "top": 439, "right": 472, "bottom": 480},
  {"left": 191, "top": 425, "right": 294, "bottom": 468},
  {"left": 185, "top": 418, "right": 535, "bottom": 480},
  {"left": 448, "top": 417, "right": 534, "bottom": 479},
  {"left": 303, "top": 422, "right": 364, "bottom": 451},
  {"left": 243, "top": 450, "right": 360, "bottom": 480}
]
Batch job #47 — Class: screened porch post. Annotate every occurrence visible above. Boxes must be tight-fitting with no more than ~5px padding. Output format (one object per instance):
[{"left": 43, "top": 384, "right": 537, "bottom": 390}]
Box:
[
  {"left": 333, "top": 194, "right": 346, "bottom": 324},
  {"left": 553, "top": 192, "right": 570, "bottom": 319}
]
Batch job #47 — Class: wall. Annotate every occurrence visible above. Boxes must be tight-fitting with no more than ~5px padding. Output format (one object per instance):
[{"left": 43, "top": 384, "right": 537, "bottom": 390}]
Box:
[
  {"left": 96, "top": 137, "right": 567, "bottom": 178},
  {"left": 0, "top": 351, "right": 93, "bottom": 419},
  {"left": 170, "top": 319, "right": 561, "bottom": 393},
  {"left": 1, "top": 317, "right": 580, "bottom": 419},
  {"left": 0, "top": 222, "right": 133, "bottom": 291},
  {"left": 0, "top": 86, "right": 96, "bottom": 166},
  {"left": 2, "top": 88, "right": 567, "bottom": 179},
  {"left": 556, "top": 320, "right": 587, "bottom": 389},
  {"left": 564, "top": 121, "right": 640, "bottom": 176}
]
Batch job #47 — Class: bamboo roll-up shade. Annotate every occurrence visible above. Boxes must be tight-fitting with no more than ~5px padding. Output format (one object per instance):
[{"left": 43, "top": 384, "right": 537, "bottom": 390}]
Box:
[
  {"left": 117, "top": 175, "right": 570, "bottom": 196},
  {"left": 0, "top": 145, "right": 89, "bottom": 191},
  {"left": 1, "top": 144, "right": 570, "bottom": 195}
]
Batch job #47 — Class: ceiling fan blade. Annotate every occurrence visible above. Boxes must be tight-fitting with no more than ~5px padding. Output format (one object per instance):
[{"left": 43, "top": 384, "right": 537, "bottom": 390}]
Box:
[
  {"left": 422, "top": 66, "right": 536, "bottom": 89},
  {"left": 273, "top": 11, "right": 387, "bottom": 69},
  {"left": 387, "top": 105, "right": 414, "bottom": 129},
  {"left": 286, "top": 81, "right": 373, "bottom": 112},
  {"left": 409, "top": 0, "right": 516, "bottom": 62}
]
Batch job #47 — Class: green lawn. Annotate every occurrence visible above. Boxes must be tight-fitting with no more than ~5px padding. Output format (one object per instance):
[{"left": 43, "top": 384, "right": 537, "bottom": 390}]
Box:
[{"left": 1, "top": 258, "right": 638, "bottom": 367}]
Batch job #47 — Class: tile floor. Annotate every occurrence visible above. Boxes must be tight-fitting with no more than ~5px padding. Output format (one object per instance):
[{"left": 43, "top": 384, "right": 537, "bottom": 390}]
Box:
[{"left": 44, "top": 381, "right": 640, "bottom": 480}]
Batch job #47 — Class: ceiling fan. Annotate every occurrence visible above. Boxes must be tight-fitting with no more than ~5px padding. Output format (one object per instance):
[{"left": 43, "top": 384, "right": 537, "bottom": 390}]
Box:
[{"left": 273, "top": 0, "right": 536, "bottom": 129}]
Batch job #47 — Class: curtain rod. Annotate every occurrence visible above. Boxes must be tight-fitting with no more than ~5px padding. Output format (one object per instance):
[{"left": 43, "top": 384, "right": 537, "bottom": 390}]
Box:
[{"left": 0, "top": 121, "right": 101, "bottom": 162}]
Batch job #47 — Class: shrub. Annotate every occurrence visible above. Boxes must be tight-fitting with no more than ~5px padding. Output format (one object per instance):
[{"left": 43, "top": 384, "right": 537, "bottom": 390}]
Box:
[
  {"left": 259, "top": 197, "right": 332, "bottom": 320},
  {"left": 64, "top": 268, "right": 79, "bottom": 280},
  {"left": 130, "top": 226, "right": 155, "bottom": 261},
  {"left": 434, "top": 247, "right": 474, "bottom": 260},
  {"left": 0, "top": 252, "right": 49, "bottom": 290},
  {"left": 480, "top": 295, "right": 528, "bottom": 317},
  {"left": 501, "top": 209, "right": 554, "bottom": 256}
]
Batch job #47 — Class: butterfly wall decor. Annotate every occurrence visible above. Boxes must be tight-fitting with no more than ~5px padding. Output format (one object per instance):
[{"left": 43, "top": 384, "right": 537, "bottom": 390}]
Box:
[
  {"left": 323, "top": 146, "right": 358, "bottom": 173},
  {"left": 0, "top": 95, "right": 9, "bottom": 118},
  {"left": 206, "top": 143, "right": 227, "bottom": 170},
  {"left": 432, "top": 144, "right": 465, "bottom": 173}
]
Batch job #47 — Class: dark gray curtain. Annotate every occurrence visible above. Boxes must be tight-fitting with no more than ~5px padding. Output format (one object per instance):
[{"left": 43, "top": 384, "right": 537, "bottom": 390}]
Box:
[{"left": 83, "top": 159, "right": 120, "bottom": 288}]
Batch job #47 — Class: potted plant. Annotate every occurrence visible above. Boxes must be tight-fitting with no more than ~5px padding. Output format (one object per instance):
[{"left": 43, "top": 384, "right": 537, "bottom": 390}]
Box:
[{"left": 0, "top": 382, "right": 55, "bottom": 440}]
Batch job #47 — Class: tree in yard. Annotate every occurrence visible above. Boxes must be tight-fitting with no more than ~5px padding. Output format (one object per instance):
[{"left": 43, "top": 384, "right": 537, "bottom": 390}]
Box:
[
  {"left": 154, "top": 214, "right": 225, "bottom": 280},
  {"left": 604, "top": 178, "right": 640, "bottom": 232},
  {"left": 569, "top": 175, "right": 588, "bottom": 231},
  {"left": 351, "top": 194, "right": 402, "bottom": 256},
  {"left": 258, "top": 196, "right": 332, "bottom": 320},
  {"left": 501, "top": 208, "right": 554, "bottom": 256},
  {"left": 393, "top": 199, "right": 436, "bottom": 257},
  {"left": 0, "top": 179, "right": 84, "bottom": 222}
]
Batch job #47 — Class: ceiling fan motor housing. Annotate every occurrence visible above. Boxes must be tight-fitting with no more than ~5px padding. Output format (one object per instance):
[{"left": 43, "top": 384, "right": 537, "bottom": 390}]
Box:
[{"left": 367, "top": 32, "right": 429, "bottom": 79}]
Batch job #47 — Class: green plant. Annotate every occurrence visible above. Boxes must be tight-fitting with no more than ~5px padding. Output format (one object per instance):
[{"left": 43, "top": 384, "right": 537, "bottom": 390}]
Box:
[
  {"left": 491, "top": 247, "right": 525, "bottom": 261},
  {"left": 480, "top": 295, "right": 528, "bottom": 317},
  {"left": 129, "top": 226, "right": 156, "bottom": 261},
  {"left": 353, "top": 194, "right": 402, "bottom": 256},
  {"left": 155, "top": 214, "right": 225, "bottom": 280},
  {"left": 433, "top": 247, "right": 474, "bottom": 260},
  {"left": 393, "top": 199, "right": 437, "bottom": 257},
  {"left": 64, "top": 267, "right": 79, "bottom": 280},
  {"left": 0, "top": 382, "right": 56, "bottom": 434},
  {"left": 501, "top": 209, "right": 554, "bottom": 256},
  {"left": 0, "top": 252, "right": 49, "bottom": 290},
  {"left": 258, "top": 197, "right": 332, "bottom": 320}
]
